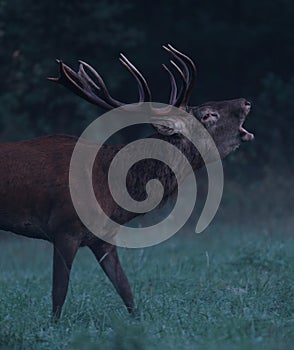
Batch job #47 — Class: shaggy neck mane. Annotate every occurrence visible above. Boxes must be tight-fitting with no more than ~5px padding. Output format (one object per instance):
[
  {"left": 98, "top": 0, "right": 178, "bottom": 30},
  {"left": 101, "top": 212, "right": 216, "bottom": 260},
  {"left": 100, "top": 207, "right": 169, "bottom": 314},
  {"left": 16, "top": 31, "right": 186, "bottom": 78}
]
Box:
[{"left": 111, "top": 133, "right": 203, "bottom": 224}]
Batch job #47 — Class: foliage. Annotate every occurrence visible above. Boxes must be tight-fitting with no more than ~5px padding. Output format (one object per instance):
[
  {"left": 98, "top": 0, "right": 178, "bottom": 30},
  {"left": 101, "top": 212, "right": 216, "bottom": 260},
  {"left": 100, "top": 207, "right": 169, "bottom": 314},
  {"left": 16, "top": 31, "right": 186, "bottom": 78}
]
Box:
[
  {"left": 0, "top": 0, "right": 143, "bottom": 140},
  {"left": 0, "top": 0, "right": 293, "bottom": 163}
]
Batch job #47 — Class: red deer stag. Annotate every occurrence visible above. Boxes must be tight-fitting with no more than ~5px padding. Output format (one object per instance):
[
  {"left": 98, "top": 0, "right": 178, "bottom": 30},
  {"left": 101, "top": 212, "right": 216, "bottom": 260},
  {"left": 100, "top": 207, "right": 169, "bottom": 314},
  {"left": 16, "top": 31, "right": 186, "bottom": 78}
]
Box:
[{"left": 0, "top": 45, "right": 253, "bottom": 318}]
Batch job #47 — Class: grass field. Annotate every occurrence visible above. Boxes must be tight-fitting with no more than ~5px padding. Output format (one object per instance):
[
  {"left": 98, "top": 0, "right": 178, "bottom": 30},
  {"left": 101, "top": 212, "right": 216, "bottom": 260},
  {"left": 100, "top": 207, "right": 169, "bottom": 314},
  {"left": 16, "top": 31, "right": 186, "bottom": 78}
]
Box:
[{"left": 0, "top": 225, "right": 293, "bottom": 349}]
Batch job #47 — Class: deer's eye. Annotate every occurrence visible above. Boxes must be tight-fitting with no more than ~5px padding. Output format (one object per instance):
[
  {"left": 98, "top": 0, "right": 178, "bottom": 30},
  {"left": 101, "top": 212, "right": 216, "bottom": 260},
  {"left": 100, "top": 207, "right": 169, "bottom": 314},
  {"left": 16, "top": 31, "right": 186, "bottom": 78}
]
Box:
[
  {"left": 200, "top": 112, "right": 219, "bottom": 125},
  {"left": 201, "top": 112, "right": 218, "bottom": 120},
  {"left": 201, "top": 114, "right": 210, "bottom": 121}
]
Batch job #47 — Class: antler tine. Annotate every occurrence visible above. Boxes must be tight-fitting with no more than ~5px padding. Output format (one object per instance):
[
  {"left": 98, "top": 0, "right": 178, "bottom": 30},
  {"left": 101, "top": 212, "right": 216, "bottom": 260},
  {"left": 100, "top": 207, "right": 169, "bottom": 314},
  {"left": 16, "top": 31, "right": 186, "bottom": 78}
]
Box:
[
  {"left": 119, "top": 58, "right": 144, "bottom": 102},
  {"left": 77, "top": 62, "right": 100, "bottom": 94},
  {"left": 167, "top": 44, "right": 196, "bottom": 106},
  {"left": 163, "top": 45, "right": 190, "bottom": 83},
  {"left": 67, "top": 62, "right": 118, "bottom": 108},
  {"left": 162, "top": 64, "right": 177, "bottom": 105},
  {"left": 48, "top": 60, "right": 114, "bottom": 109},
  {"left": 167, "top": 44, "right": 196, "bottom": 75},
  {"left": 146, "top": 63, "right": 182, "bottom": 116},
  {"left": 162, "top": 45, "right": 191, "bottom": 108},
  {"left": 119, "top": 53, "right": 152, "bottom": 102},
  {"left": 148, "top": 59, "right": 188, "bottom": 115},
  {"left": 169, "top": 60, "right": 189, "bottom": 107},
  {"left": 78, "top": 61, "right": 123, "bottom": 108}
]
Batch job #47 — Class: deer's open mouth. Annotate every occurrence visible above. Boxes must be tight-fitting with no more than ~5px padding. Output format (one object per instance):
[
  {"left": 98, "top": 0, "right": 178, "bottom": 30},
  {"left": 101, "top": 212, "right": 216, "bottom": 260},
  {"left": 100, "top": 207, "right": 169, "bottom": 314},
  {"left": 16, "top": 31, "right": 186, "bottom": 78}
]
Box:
[
  {"left": 240, "top": 126, "right": 254, "bottom": 142},
  {"left": 239, "top": 102, "right": 254, "bottom": 142}
]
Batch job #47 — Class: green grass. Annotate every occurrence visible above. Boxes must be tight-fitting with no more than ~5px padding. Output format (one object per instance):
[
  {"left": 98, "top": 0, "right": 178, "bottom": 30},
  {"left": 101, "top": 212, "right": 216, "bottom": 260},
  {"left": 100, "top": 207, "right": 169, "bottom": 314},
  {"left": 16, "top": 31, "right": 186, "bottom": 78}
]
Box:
[{"left": 0, "top": 226, "right": 293, "bottom": 349}]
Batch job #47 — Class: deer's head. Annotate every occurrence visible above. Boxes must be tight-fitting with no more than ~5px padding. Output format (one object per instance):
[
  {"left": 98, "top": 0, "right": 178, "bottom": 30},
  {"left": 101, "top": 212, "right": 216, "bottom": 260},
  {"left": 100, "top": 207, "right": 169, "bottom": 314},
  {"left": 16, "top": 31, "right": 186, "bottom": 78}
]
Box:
[{"left": 48, "top": 44, "right": 253, "bottom": 158}]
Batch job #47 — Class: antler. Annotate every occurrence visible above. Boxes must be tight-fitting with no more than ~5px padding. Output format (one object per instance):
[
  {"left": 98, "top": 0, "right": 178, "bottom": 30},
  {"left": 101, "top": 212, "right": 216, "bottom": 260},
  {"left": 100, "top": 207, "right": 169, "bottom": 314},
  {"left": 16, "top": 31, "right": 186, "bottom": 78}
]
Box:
[
  {"left": 48, "top": 45, "right": 196, "bottom": 114},
  {"left": 162, "top": 44, "right": 196, "bottom": 108},
  {"left": 47, "top": 59, "right": 145, "bottom": 109}
]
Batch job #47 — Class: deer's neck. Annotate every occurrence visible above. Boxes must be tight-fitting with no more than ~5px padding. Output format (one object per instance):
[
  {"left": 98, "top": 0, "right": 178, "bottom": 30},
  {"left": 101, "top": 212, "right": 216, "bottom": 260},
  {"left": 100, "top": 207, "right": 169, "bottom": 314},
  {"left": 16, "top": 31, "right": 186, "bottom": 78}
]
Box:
[
  {"left": 109, "top": 134, "right": 202, "bottom": 224},
  {"left": 126, "top": 134, "right": 202, "bottom": 202}
]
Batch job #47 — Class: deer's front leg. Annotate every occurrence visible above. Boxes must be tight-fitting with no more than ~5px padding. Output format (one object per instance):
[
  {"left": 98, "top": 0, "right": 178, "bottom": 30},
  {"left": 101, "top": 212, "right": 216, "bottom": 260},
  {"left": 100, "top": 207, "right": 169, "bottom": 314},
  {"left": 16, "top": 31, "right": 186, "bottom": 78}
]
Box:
[
  {"left": 89, "top": 240, "right": 135, "bottom": 314},
  {"left": 52, "top": 234, "right": 80, "bottom": 319}
]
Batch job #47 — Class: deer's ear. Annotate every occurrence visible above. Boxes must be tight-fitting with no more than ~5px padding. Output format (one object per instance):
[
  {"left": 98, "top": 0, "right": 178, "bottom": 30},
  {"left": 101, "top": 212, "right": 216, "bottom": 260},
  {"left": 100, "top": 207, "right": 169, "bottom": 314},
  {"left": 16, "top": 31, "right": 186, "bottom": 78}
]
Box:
[
  {"left": 152, "top": 124, "right": 177, "bottom": 136},
  {"left": 151, "top": 116, "right": 187, "bottom": 136}
]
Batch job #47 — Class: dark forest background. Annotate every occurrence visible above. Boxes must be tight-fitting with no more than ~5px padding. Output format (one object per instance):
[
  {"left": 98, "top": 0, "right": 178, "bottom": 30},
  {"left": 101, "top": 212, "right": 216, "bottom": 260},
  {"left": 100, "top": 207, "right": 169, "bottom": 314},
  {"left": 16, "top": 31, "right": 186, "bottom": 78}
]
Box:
[{"left": 0, "top": 0, "right": 293, "bottom": 232}]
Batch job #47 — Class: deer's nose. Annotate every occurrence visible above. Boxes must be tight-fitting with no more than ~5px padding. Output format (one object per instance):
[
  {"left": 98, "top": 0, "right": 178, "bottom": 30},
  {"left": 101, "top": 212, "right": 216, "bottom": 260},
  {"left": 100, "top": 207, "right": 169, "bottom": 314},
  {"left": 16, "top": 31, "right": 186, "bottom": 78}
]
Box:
[{"left": 243, "top": 100, "right": 251, "bottom": 115}]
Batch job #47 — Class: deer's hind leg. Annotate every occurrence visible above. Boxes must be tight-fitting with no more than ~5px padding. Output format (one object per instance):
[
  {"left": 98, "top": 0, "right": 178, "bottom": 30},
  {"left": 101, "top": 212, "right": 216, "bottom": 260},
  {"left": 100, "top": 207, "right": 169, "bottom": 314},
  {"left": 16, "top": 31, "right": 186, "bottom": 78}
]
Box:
[{"left": 52, "top": 234, "right": 80, "bottom": 319}]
